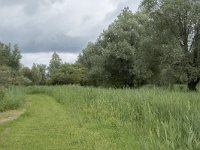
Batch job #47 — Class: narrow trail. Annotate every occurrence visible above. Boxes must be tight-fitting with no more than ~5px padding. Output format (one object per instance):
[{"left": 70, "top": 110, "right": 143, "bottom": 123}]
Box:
[{"left": 0, "top": 95, "right": 89, "bottom": 150}]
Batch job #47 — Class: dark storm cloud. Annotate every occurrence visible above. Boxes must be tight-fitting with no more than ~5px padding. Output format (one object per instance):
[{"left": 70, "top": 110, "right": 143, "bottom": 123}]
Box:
[{"left": 0, "top": 0, "right": 141, "bottom": 53}]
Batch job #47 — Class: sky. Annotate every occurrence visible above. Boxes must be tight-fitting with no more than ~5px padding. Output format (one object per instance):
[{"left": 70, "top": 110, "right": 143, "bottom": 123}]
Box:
[{"left": 0, "top": 0, "right": 141, "bottom": 67}]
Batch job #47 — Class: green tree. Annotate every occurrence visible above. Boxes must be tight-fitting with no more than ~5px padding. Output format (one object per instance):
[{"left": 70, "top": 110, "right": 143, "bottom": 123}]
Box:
[
  {"left": 141, "top": 0, "right": 200, "bottom": 90},
  {"left": 37, "top": 64, "right": 47, "bottom": 85},
  {"left": 50, "top": 63, "right": 87, "bottom": 85},
  {"left": 0, "top": 43, "right": 21, "bottom": 70},
  {"left": 103, "top": 40, "right": 135, "bottom": 87},
  {"left": 21, "top": 67, "right": 33, "bottom": 81},
  {"left": 9, "top": 44, "right": 21, "bottom": 70},
  {"left": 78, "top": 42, "right": 105, "bottom": 86},
  {"left": 31, "top": 64, "right": 42, "bottom": 85},
  {"left": 79, "top": 8, "right": 150, "bottom": 87},
  {"left": 0, "top": 42, "right": 28, "bottom": 86},
  {"left": 0, "top": 43, "right": 11, "bottom": 66},
  {"left": 48, "top": 52, "right": 62, "bottom": 76}
]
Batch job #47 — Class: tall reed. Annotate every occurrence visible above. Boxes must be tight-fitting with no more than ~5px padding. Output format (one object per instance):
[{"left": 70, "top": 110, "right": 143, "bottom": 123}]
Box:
[
  {"left": 28, "top": 85, "right": 200, "bottom": 149},
  {"left": 0, "top": 86, "right": 26, "bottom": 112}
]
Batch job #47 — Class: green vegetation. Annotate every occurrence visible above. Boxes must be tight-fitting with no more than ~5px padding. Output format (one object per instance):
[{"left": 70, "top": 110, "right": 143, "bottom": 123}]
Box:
[
  {"left": 0, "top": 86, "right": 25, "bottom": 112},
  {"left": 0, "top": 0, "right": 200, "bottom": 149},
  {"left": 1, "top": 86, "right": 199, "bottom": 149},
  {"left": 0, "top": 43, "right": 31, "bottom": 86},
  {"left": 1, "top": 94, "right": 96, "bottom": 150},
  {"left": 79, "top": 0, "right": 200, "bottom": 90},
  {"left": 50, "top": 63, "right": 87, "bottom": 85},
  {"left": 1, "top": 0, "right": 200, "bottom": 90}
]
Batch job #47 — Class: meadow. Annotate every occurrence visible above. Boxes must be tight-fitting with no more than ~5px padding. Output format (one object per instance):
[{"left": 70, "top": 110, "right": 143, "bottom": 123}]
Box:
[{"left": 0, "top": 85, "right": 200, "bottom": 149}]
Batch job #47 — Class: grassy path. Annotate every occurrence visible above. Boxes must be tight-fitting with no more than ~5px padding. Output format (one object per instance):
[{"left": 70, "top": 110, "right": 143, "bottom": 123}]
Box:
[
  {"left": 0, "top": 95, "right": 75, "bottom": 149},
  {"left": 0, "top": 94, "right": 136, "bottom": 150}
]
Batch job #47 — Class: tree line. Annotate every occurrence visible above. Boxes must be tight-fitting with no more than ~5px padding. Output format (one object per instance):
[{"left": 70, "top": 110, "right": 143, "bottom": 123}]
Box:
[
  {"left": 79, "top": 0, "right": 200, "bottom": 90},
  {"left": 0, "top": 45, "right": 86, "bottom": 86},
  {"left": 21, "top": 52, "right": 87, "bottom": 85},
  {"left": 0, "top": 0, "right": 200, "bottom": 91}
]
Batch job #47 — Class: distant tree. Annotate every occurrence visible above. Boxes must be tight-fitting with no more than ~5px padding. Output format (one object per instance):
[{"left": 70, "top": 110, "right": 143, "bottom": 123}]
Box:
[
  {"left": 0, "top": 65, "right": 31, "bottom": 86},
  {"left": 0, "top": 43, "right": 21, "bottom": 70},
  {"left": 48, "top": 52, "right": 62, "bottom": 76},
  {"left": 0, "top": 42, "right": 29, "bottom": 86},
  {"left": 31, "top": 64, "right": 42, "bottom": 85},
  {"left": 0, "top": 43, "right": 12, "bottom": 67},
  {"left": 9, "top": 44, "right": 21, "bottom": 70},
  {"left": 37, "top": 64, "right": 47, "bottom": 85},
  {"left": 50, "top": 63, "right": 87, "bottom": 85},
  {"left": 21, "top": 67, "right": 33, "bottom": 81},
  {"left": 22, "top": 64, "right": 47, "bottom": 85}
]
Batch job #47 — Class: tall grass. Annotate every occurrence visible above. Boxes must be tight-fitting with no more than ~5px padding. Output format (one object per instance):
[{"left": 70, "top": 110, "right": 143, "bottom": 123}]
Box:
[
  {"left": 0, "top": 86, "right": 26, "bottom": 112},
  {"left": 28, "top": 85, "right": 200, "bottom": 149}
]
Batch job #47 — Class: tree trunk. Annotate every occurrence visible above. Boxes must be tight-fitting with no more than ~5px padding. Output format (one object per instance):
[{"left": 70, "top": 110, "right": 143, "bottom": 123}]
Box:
[{"left": 188, "top": 79, "right": 199, "bottom": 91}]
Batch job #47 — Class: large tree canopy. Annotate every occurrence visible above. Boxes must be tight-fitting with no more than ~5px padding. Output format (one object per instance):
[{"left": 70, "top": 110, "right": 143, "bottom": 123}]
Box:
[
  {"left": 141, "top": 0, "right": 200, "bottom": 90},
  {"left": 78, "top": 2, "right": 200, "bottom": 90},
  {"left": 79, "top": 8, "right": 151, "bottom": 87}
]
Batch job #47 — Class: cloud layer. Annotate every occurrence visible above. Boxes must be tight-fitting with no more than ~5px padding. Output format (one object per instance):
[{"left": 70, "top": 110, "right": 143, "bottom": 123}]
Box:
[{"left": 0, "top": 0, "right": 141, "bottom": 53}]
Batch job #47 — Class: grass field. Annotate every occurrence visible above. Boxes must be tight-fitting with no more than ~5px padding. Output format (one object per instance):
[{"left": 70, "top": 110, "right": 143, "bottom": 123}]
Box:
[{"left": 0, "top": 85, "right": 200, "bottom": 149}]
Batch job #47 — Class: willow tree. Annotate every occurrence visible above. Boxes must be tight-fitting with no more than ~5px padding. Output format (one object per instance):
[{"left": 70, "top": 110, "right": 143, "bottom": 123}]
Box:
[
  {"left": 141, "top": 0, "right": 200, "bottom": 90},
  {"left": 79, "top": 8, "right": 151, "bottom": 87}
]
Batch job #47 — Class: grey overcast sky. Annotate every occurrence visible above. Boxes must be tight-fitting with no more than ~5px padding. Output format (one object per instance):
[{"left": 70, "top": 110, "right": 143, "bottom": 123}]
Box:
[{"left": 0, "top": 0, "right": 141, "bottom": 67}]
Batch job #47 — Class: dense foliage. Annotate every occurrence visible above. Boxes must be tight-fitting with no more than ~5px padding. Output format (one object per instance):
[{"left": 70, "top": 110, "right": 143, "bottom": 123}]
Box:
[
  {"left": 141, "top": 0, "right": 200, "bottom": 90},
  {"left": 79, "top": 8, "right": 151, "bottom": 87},
  {"left": 78, "top": 0, "right": 200, "bottom": 90},
  {"left": 0, "top": 42, "right": 31, "bottom": 86},
  {"left": 50, "top": 63, "right": 87, "bottom": 85}
]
